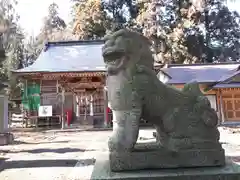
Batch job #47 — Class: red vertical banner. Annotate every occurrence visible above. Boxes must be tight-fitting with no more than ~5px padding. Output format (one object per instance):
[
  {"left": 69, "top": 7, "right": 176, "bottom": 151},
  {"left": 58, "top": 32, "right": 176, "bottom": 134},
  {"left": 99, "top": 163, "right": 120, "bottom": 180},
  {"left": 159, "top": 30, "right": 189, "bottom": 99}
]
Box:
[
  {"left": 104, "top": 86, "right": 108, "bottom": 127},
  {"left": 106, "top": 107, "right": 108, "bottom": 123},
  {"left": 106, "top": 107, "right": 111, "bottom": 123}
]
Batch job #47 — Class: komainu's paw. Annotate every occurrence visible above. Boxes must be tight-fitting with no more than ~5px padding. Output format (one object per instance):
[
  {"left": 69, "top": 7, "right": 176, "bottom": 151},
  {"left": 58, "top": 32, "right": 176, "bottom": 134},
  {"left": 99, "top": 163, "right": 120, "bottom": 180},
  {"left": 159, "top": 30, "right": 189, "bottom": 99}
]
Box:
[{"left": 108, "top": 137, "right": 119, "bottom": 152}]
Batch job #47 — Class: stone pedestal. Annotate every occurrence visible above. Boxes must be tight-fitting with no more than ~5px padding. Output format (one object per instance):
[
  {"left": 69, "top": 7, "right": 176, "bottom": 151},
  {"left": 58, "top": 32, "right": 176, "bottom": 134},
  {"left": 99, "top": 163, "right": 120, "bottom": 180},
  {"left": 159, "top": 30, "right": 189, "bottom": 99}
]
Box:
[
  {"left": 108, "top": 142, "right": 225, "bottom": 172},
  {"left": 91, "top": 153, "right": 240, "bottom": 180},
  {"left": 110, "top": 148, "right": 225, "bottom": 172}
]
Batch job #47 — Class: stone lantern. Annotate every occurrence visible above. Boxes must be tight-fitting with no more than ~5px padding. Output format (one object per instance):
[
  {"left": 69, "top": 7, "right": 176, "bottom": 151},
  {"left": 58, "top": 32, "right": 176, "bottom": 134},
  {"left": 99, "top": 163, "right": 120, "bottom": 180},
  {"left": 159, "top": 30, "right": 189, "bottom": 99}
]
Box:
[
  {"left": 0, "top": 22, "right": 14, "bottom": 145},
  {"left": 0, "top": 82, "right": 13, "bottom": 145}
]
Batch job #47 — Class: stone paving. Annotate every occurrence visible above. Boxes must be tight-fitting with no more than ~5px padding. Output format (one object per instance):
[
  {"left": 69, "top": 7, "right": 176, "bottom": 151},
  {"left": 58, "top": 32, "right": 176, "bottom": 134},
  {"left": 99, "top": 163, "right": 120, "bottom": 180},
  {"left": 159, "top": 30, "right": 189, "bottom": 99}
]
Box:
[{"left": 0, "top": 128, "right": 239, "bottom": 180}]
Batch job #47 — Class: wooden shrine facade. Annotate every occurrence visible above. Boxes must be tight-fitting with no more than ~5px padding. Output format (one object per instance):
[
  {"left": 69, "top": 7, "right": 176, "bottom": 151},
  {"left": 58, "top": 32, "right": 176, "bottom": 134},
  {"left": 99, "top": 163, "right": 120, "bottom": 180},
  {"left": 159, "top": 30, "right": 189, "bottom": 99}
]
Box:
[
  {"left": 159, "top": 63, "right": 240, "bottom": 124},
  {"left": 20, "top": 71, "right": 108, "bottom": 128},
  {"left": 12, "top": 40, "right": 113, "bottom": 128},
  {"left": 217, "top": 88, "right": 240, "bottom": 122},
  {"left": 173, "top": 84, "right": 240, "bottom": 123},
  {"left": 12, "top": 40, "right": 164, "bottom": 128}
]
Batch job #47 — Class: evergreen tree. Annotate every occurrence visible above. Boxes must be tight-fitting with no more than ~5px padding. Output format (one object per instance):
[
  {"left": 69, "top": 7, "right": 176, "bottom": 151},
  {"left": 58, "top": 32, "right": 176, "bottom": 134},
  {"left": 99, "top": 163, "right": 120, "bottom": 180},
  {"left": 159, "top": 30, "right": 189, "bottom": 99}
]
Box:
[
  {"left": 71, "top": 0, "right": 139, "bottom": 39},
  {"left": 72, "top": 0, "right": 107, "bottom": 39},
  {"left": 24, "top": 35, "right": 42, "bottom": 66},
  {"left": 136, "top": 0, "right": 240, "bottom": 63},
  {"left": 0, "top": 0, "right": 26, "bottom": 98},
  {"left": 39, "top": 2, "right": 67, "bottom": 41},
  {"left": 205, "top": 0, "right": 240, "bottom": 62},
  {"left": 29, "top": 2, "right": 68, "bottom": 61},
  {"left": 46, "top": 2, "right": 66, "bottom": 30},
  {"left": 102, "top": 0, "right": 139, "bottom": 30}
]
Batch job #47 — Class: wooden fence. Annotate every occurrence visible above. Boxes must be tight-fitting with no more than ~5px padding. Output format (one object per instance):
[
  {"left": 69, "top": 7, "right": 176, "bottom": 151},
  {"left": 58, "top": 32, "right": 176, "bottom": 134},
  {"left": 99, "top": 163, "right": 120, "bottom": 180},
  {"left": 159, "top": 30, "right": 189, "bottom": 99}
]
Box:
[{"left": 9, "top": 113, "right": 25, "bottom": 127}]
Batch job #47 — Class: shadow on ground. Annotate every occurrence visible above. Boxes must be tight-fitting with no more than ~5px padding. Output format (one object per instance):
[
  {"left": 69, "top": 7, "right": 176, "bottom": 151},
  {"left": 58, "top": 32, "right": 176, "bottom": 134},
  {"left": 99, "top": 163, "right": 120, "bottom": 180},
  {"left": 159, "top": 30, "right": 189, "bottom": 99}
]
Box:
[
  {"left": 138, "top": 137, "right": 155, "bottom": 141},
  {"left": 219, "top": 125, "right": 240, "bottom": 133},
  {"left": 0, "top": 148, "right": 95, "bottom": 154},
  {"left": 228, "top": 156, "right": 240, "bottom": 162},
  {"left": 12, "top": 140, "right": 70, "bottom": 145},
  {"left": 0, "top": 158, "right": 96, "bottom": 171},
  {"left": 0, "top": 158, "right": 8, "bottom": 166},
  {"left": 11, "top": 127, "right": 62, "bottom": 133}
]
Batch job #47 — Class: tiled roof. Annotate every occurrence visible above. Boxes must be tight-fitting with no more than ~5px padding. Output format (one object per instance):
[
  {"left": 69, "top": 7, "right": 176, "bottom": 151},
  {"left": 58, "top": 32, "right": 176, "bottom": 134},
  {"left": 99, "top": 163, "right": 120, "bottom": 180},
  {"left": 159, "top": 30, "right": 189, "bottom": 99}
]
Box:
[
  {"left": 213, "top": 83, "right": 240, "bottom": 88},
  {"left": 13, "top": 40, "right": 106, "bottom": 73},
  {"left": 161, "top": 63, "right": 240, "bottom": 84},
  {"left": 13, "top": 40, "right": 162, "bottom": 74}
]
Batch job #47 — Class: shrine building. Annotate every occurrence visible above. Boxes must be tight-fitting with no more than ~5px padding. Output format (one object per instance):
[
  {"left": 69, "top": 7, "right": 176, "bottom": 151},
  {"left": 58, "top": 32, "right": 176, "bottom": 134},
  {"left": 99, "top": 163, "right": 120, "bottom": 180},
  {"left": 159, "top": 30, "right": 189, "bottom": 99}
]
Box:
[
  {"left": 13, "top": 40, "right": 107, "bottom": 128},
  {"left": 158, "top": 63, "right": 240, "bottom": 124},
  {"left": 12, "top": 40, "right": 161, "bottom": 129}
]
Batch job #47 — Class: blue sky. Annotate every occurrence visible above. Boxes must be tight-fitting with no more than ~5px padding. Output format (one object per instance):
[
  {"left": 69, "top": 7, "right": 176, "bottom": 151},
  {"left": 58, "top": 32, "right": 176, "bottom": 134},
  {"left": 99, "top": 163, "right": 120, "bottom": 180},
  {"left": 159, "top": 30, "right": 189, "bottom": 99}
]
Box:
[{"left": 16, "top": 0, "right": 240, "bottom": 36}]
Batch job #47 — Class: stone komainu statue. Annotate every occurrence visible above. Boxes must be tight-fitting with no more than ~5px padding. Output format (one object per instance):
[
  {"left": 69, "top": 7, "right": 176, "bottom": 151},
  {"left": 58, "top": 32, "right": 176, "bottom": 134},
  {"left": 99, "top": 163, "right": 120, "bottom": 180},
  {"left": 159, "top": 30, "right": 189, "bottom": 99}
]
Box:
[{"left": 103, "top": 29, "right": 223, "bottom": 155}]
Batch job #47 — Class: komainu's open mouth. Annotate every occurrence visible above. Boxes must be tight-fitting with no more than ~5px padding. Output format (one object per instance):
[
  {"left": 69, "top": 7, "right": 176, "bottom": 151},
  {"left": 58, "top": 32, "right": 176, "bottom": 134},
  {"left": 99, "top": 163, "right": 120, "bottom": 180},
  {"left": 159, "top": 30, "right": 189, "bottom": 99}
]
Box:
[
  {"left": 103, "top": 51, "right": 125, "bottom": 68},
  {"left": 103, "top": 51, "right": 124, "bottom": 61}
]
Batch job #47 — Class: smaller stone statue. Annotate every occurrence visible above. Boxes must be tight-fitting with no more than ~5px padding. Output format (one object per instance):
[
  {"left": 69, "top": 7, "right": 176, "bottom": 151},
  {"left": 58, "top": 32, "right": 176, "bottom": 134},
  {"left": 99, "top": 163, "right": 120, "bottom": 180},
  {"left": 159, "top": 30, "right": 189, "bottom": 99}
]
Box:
[{"left": 102, "top": 29, "right": 225, "bottom": 171}]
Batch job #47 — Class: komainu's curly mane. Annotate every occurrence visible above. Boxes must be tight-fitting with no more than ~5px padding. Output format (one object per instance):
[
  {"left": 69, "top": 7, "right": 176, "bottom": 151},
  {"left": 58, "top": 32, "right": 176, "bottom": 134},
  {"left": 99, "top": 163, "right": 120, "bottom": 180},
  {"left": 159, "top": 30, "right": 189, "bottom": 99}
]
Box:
[{"left": 102, "top": 29, "right": 154, "bottom": 73}]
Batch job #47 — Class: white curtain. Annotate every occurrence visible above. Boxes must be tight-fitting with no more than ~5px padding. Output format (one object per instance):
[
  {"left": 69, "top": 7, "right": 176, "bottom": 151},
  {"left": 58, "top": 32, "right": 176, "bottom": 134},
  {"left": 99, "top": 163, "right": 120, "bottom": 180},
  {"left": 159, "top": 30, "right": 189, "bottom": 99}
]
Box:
[{"left": 205, "top": 95, "right": 217, "bottom": 111}]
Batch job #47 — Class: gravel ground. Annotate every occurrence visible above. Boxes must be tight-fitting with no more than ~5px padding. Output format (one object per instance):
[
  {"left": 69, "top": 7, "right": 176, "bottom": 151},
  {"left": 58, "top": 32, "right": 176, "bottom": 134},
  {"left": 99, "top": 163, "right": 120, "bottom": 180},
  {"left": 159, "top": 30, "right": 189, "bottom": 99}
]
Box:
[{"left": 0, "top": 127, "right": 239, "bottom": 180}]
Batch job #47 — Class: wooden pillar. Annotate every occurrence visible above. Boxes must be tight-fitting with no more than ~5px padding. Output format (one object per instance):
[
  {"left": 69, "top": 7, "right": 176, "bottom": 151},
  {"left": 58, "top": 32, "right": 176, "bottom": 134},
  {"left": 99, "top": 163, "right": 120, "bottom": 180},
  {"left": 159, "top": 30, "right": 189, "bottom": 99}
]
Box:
[
  {"left": 219, "top": 90, "right": 225, "bottom": 124},
  {"left": 25, "top": 79, "right": 28, "bottom": 97},
  {"left": 90, "top": 94, "right": 94, "bottom": 116},
  {"left": 61, "top": 87, "right": 65, "bottom": 129},
  {"left": 103, "top": 86, "right": 108, "bottom": 127},
  {"left": 25, "top": 79, "right": 28, "bottom": 127},
  {"left": 76, "top": 95, "right": 80, "bottom": 118},
  {"left": 56, "top": 80, "right": 59, "bottom": 93}
]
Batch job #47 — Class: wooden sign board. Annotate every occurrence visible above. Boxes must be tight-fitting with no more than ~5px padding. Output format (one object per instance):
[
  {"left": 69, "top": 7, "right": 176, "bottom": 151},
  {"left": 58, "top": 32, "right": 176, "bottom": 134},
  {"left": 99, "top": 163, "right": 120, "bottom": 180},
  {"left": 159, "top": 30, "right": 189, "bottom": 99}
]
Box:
[{"left": 38, "top": 105, "right": 52, "bottom": 117}]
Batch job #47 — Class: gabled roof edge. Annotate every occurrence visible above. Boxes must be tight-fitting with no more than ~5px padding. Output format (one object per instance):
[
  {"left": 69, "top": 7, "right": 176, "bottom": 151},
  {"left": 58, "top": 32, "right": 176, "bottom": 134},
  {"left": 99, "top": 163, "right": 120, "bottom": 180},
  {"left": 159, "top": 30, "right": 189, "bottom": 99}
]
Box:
[
  {"left": 43, "top": 39, "right": 105, "bottom": 52},
  {"left": 167, "top": 62, "right": 240, "bottom": 68},
  {"left": 159, "top": 69, "right": 172, "bottom": 79},
  {"left": 204, "top": 70, "right": 240, "bottom": 91},
  {"left": 46, "top": 39, "right": 104, "bottom": 47}
]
